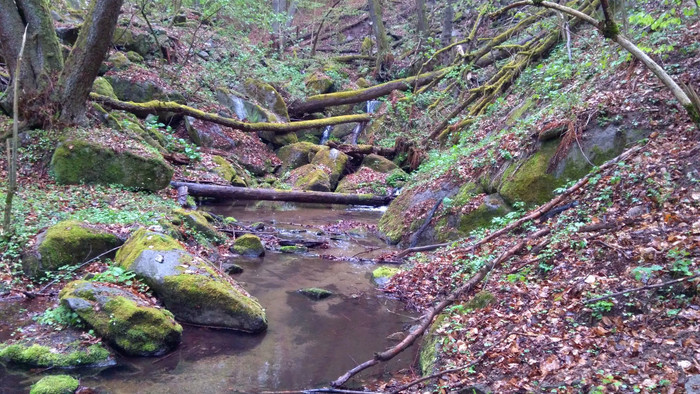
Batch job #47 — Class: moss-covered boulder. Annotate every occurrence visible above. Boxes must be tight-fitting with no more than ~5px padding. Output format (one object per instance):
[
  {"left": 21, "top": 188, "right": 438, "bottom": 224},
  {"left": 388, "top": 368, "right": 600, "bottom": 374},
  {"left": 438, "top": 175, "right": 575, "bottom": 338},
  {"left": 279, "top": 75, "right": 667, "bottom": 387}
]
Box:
[
  {"left": 105, "top": 74, "right": 185, "bottom": 104},
  {"left": 305, "top": 73, "right": 334, "bottom": 95},
  {"left": 30, "top": 375, "right": 79, "bottom": 394},
  {"left": 362, "top": 154, "right": 399, "bottom": 173},
  {"left": 276, "top": 142, "right": 325, "bottom": 174},
  {"left": 115, "top": 229, "right": 267, "bottom": 332},
  {"left": 112, "top": 27, "right": 157, "bottom": 57},
  {"left": 0, "top": 342, "right": 112, "bottom": 369},
  {"left": 371, "top": 266, "right": 399, "bottom": 286},
  {"left": 379, "top": 180, "right": 460, "bottom": 245},
  {"left": 310, "top": 147, "right": 349, "bottom": 189},
  {"left": 457, "top": 194, "right": 511, "bottom": 236},
  {"left": 60, "top": 281, "right": 182, "bottom": 356},
  {"left": 243, "top": 78, "right": 290, "bottom": 121},
  {"left": 92, "top": 76, "right": 117, "bottom": 99},
  {"left": 51, "top": 139, "right": 173, "bottom": 191},
  {"left": 279, "top": 245, "right": 308, "bottom": 254},
  {"left": 232, "top": 234, "right": 265, "bottom": 257},
  {"left": 107, "top": 52, "right": 130, "bottom": 70},
  {"left": 22, "top": 221, "right": 122, "bottom": 277},
  {"left": 499, "top": 140, "right": 559, "bottom": 206},
  {"left": 335, "top": 167, "right": 394, "bottom": 195},
  {"left": 172, "top": 208, "right": 226, "bottom": 244},
  {"left": 286, "top": 164, "right": 332, "bottom": 192},
  {"left": 297, "top": 288, "right": 333, "bottom": 300},
  {"left": 126, "top": 50, "right": 144, "bottom": 63},
  {"left": 211, "top": 155, "right": 248, "bottom": 187}
]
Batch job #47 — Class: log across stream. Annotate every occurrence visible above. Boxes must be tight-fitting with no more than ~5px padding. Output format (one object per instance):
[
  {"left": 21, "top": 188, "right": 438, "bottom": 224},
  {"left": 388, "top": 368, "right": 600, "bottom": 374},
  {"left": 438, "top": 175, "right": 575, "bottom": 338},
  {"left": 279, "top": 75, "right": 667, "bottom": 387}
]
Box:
[{"left": 0, "top": 202, "right": 416, "bottom": 393}]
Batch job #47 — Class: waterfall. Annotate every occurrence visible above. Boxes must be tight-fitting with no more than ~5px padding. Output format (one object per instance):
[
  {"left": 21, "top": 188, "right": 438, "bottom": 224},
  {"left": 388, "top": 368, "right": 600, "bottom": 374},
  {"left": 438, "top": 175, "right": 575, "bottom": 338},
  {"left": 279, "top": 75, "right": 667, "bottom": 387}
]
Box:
[
  {"left": 320, "top": 125, "right": 333, "bottom": 145},
  {"left": 350, "top": 100, "right": 381, "bottom": 145}
]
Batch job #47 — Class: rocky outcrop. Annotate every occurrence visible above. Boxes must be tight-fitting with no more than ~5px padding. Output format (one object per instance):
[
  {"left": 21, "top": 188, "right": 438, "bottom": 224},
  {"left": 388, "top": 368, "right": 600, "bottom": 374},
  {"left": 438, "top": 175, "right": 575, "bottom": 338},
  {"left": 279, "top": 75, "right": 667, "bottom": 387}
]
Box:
[
  {"left": 22, "top": 221, "right": 122, "bottom": 277},
  {"left": 362, "top": 153, "right": 399, "bottom": 173},
  {"left": 115, "top": 229, "right": 267, "bottom": 332},
  {"left": 51, "top": 139, "right": 173, "bottom": 191},
  {"left": 60, "top": 281, "right": 182, "bottom": 356},
  {"left": 105, "top": 74, "right": 185, "bottom": 104},
  {"left": 185, "top": 116, "right": 237, "bottom": 150},
  {"left": 112, "top": 27, "right": 158, "bottom": 57}
]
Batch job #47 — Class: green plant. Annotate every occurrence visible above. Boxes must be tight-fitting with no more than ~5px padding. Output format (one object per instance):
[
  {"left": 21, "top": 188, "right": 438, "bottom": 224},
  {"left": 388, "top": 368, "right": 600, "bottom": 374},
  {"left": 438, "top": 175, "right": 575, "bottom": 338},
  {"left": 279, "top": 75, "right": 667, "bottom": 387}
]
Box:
[
  {"left": 667, "top": 248, "right": 694, "bottom": 277},
  {"left": 590, "top": 299, "right": 614, "bottom": 319},
  {"left": 34, "top": 304, "right": 83, "bottom": 330}
]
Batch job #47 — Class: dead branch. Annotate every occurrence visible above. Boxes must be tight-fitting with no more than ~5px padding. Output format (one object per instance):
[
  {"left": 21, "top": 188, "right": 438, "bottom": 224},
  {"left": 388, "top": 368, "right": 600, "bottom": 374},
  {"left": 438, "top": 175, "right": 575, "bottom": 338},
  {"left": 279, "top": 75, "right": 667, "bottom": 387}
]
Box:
[
  {"left": 90, "top": 93, "right": 371, "bottom": 133},
  {"left": 584, "top": 273, "right": 700, "bottom": 304}
]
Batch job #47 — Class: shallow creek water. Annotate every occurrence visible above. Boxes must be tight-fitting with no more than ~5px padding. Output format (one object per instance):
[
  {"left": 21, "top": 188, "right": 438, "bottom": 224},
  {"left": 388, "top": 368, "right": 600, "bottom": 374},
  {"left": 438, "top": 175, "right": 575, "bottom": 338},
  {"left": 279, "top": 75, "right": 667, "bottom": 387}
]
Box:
[{"left": 0, "top": 202, "right": 416, "bottom": 393}]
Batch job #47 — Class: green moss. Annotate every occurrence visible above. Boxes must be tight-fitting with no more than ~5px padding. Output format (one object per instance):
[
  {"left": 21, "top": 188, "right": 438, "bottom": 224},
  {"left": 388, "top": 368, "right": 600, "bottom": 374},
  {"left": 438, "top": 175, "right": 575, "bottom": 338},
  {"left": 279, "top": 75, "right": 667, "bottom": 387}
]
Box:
[
  {"left": 279, "top": 245, "right": 308, "bottom": 253},
  {"left": 276, "top": 142, "right": 324, "bottom": 173},
  {"left": 372, "top": 266, "right": 400, "bottom": 280},
  {"left": 92, "top": 77, "right": 117, "bottom": 99},
  {"left": 0, "top": 343, "right": 110, "bottom": 368},
  {"left": 419, "top": 313, "right": 449, "bottom": 376},
  {"left": 499, "top": 140, "right": 559, "bottom": 206},
  {"left": 126, "top": 51, "right": 144, "bottom": 63},
  {"left": 50, "top": 139, "right": 173, "bottom": 191},
  {"left": 232, "top": 234, "right": 265, "bottom": 257},
  {"left": 115, "top": 228, "right": 183, "bottom": 269},
  {"left": 161, "top": 273, "right": 267, "bottom": 332},
  {"left": 458, "top": 196, "right": 511, "bottom": 235},
  {"left": 464, "top": 291, "right": 495, "bottom": 310},
  {"left": 297, "top": 287, "right": 333, "bottom": 300},
  {"left": 30, "top": 375, "right": 79, "bottom": 394},
  {"left": 107, "top": 52, "right": 130, "bottom": 70},
  {"left": 305, "top": 73, "right": 334, "bottom": 95},
  {"left": 244, "top": 78, "right": 290, "bottom": 121},
  {"left": 311, "top": 147, "right": 349, "bottom": 189}
]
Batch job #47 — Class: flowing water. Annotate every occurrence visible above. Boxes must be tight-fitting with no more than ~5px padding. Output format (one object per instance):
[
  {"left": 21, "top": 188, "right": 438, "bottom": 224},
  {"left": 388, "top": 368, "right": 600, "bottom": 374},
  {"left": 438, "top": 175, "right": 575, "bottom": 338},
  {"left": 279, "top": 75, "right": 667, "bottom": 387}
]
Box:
[{"left": 0, "top": 202, "right": 415, "bottom": 393}]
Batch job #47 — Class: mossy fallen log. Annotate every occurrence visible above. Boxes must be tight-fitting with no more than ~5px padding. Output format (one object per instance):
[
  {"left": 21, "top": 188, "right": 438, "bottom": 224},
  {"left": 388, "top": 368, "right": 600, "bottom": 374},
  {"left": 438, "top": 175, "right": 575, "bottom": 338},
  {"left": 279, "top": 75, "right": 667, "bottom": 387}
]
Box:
[
  {"left": 288, "top": 68, "right": 452, "bottom": 115},
  {"left": 90, "top": 93, "right": 371, "bottom": 134},
  {"left": 170, "top": 181, "right": 394, "bottom": 206}
]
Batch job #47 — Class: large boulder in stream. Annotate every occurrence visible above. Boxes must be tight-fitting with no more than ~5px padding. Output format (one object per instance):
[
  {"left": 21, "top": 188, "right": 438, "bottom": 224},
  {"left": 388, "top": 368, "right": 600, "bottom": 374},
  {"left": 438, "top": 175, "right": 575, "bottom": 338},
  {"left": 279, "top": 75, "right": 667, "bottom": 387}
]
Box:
[
  {"left": 51, "top": 137, "right": 173, "bottom": 191},
  {"left": 22, "top": 221, "right": 123, "bottom": 277},
  {"left": 60, "top": 280, "right": 182, "bottom": 356},
  {"left": 231, "top": 234, "right": 265, "bottom": 257},
  {"left": 115, "top": 229, "right": 268, "bottom": 332},
  {"left": 285, "top": 164, "right": 332, "bottom": 192}
]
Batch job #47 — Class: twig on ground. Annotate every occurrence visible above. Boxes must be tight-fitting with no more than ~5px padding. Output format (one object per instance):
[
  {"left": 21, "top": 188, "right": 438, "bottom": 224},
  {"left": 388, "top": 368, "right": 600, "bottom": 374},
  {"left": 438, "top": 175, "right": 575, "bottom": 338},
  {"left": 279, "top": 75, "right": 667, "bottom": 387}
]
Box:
[{"left": 584, "top": 273, "right": 700, "bottom": 304}]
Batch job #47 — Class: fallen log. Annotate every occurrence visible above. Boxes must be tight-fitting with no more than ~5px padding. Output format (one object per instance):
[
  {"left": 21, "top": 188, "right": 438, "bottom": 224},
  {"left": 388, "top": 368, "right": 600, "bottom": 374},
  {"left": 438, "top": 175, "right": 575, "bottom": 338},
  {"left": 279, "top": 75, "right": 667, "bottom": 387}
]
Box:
[
  {"left": 171, "top": 182, "right": 394, "bottom": 206},
  {"left": 288, "top": 67, "right": 452, "bottom": 115},
  {"left": 90, "top": 93, "right": 371, "bottom": 134}
]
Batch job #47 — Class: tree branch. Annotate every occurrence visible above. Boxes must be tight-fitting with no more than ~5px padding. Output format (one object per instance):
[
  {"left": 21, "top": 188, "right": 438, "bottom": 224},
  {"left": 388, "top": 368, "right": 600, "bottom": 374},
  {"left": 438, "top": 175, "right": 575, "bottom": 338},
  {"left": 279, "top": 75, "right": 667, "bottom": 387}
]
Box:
[{"left": 584, "top": 273, "right": 700, "bottom": 304}]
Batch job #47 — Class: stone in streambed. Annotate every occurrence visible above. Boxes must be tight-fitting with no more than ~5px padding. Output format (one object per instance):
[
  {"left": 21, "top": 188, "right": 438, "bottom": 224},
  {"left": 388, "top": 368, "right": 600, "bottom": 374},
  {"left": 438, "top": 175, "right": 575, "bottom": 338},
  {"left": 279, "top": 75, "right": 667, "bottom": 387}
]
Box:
[
  {"left": 115, "top": 229, "right": 267, "bottom": 332},
  {"left": 297, "top": 288, "right": 333, "bottom": 300},
  {"left": 231, "top": 234, "right": 265, "bottom": 257},
  {"left": 60, "top": 280, "right": 182, "bottom": 356},
  {"left": 29, "top": 375, "right": 79, "bottom": 394}
]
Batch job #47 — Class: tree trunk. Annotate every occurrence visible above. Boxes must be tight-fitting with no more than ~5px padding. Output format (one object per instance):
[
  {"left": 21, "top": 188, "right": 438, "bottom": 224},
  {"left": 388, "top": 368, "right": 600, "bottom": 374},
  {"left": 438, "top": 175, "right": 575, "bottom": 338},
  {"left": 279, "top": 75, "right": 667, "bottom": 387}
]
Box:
[
  {"left": 0, "top": 0, "right": 63, "bottom": 115},
  {"left": 0, "top": 0, "right": 123, "bottom": 126},
  {"left": 57, "top": 0, "right": 124, "bottom": 124},
  {"left": 170, "top": 182, "right": 395, "bottom": 206},
  {"left": 440, "top": 0, "right": 455, "bottom": 48},
  {"left": 416, "top": 0, "right": 427, "bottom": 36},
  {"left": 368, "top": 0, "right": 390, "bottom": 76}
]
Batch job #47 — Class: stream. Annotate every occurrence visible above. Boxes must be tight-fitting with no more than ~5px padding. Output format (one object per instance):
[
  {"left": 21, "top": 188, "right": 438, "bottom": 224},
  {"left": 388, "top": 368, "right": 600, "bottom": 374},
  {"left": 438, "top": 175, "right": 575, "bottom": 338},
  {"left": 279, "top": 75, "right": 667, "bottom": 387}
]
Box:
[{"left": 0, "top": 202, "right": 416, "bottom": 393}]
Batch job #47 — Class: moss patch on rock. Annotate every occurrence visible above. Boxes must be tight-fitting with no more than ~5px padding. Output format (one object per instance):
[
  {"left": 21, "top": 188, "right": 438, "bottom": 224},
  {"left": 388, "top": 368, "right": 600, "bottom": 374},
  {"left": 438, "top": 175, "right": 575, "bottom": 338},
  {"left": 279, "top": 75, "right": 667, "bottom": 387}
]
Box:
[
  {"left": 29, "top": 375, "right": 79, "bottom": 394},
  {"left": 310, "top": 147, "right": 349, "bottom": 189},
  {"left": 305, "top": 73, "right": 334, "bottom": 95},
  {"left": 51, "top": 138, "right": 173, "bottom": 191},
  {"left": 419, "top": 313, "right": 449, "bottom": 376},
  {"left": 0, "top": 343, "right": 111, "bottom": 368},
  {"left": 232, "top": 234, "right": 265, "bottom": 257},
  {"left": 372, "top": 266, "right": 399, "bottom": 286},
  {"left": 211, "top": 155, "right": 248, "bottom": 187},
  {"left": 287, "top": 164, "right": 332, "bottom": 192},
  {"left": 60, "top": 280, "right": 182, "bottom": 356},
  {"left": 173, "top": 208, "right": 226, "bottom": 245},
  {"left": 92, "top": 77, "right": 117, "bottom": 99},
  {"left": 499, "top": 140, "right": 559, "bottom": 206},
  {"left": 23, "top": 221, "right": 122, "bottom": 277},
  {"left": 279, "top": 245, "right": 308, "bottom": 254},
  {"left": 457, "top": 194, "right": 511, "bottom": 235}
]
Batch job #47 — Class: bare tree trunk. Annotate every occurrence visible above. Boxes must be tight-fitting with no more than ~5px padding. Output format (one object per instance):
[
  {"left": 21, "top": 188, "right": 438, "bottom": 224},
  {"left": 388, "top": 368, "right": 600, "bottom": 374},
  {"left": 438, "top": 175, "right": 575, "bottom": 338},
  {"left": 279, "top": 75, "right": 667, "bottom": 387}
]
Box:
[
  {"left": 57, "top": 0, "right": 124, "bottom": 124},
  {"left": 440, "top": 0, "right": 454, "bottom": 48},
  {"left": 416, "top": 0, "right": 427, "bottom": 36}
]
